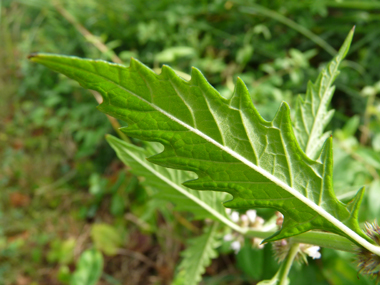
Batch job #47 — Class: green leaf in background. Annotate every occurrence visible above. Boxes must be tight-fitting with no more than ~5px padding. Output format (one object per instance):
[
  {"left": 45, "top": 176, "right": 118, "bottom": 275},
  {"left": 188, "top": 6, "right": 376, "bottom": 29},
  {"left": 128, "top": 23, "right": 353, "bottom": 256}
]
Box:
[
  {"left": 91, "top": 223, "right": 123, "bottom": 256},
  {"left": 47, "top": 238, "right": 76, "bottom": 265},
  {"left": 294, "top": 27, "right": 354, "bottom": 160},
  {"left": 368, "top": 180, "right": 380, "bottom": 220},
  {"left": 70, "top": 249, "right": 103, "bottom": 285},
  {"left": 29, "top": 40, "right": 380, "bottom": 255},
  {"left": 106, "top": 135, "right": 233, "bottom": 225},
  {"left": 236, "top": 240, "right": 264, "bottom": 280},
  {"left": 173, "top": 222, "right": 221, "bottom": 285}
]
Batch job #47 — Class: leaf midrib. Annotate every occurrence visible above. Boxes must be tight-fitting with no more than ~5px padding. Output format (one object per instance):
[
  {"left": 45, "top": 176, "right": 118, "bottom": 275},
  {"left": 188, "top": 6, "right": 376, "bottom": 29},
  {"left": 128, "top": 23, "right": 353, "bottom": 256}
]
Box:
[{"left": 192, "top": 222, "right": 218, "bottom": 284}]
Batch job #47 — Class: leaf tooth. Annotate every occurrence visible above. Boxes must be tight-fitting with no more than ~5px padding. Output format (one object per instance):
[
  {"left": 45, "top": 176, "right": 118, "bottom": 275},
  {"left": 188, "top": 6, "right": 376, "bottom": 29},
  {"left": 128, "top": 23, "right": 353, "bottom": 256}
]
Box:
[
  {"left": 325, "top": 86, "right": 336, "bottom": 103},
  {"left": 146, "top": 147, "right": 174, "bottom": 167},
  {"left": 190, "top": 67, "right": 206, "bottom": 85},
  {"left": 229, "top": 77, "right": 250, "bottom": 109},
  {"left": 345, "top": 187, "right": 372, "bottom": 241},
  {"left": 160, "top": 64, "right": 178, "bottom": 79},
  {"left": 347, "top": 187, "right": 365, "bottom": 220},
  {"left": 296, "top": 93, "right": 306, "bottom": 106},
  {"left": 147, "top": 145, "right": 200, "bottom": 174},
  {"left": 322, "top": 109, "right": 335, "bottom": 128},
  {"left": 189, "top": 67, "right": 217, "bottom": 92},
  {"left": 319, "top": 136, "right": 333, "bottom": 165},
  {"left": 272, "top": 102, "right": 292, "bottom": 128},
  {"left": 229, "top": 77, "right": 266, "bottom": 127},
  {"left": 130, "top": 57, "right": 157, "bottom": 77},
  {"left": 183, "top": 179, "right": 216, "bottom": 190},
  {"left": 129, "top": 57, "right": 141, "bottom": 71}
]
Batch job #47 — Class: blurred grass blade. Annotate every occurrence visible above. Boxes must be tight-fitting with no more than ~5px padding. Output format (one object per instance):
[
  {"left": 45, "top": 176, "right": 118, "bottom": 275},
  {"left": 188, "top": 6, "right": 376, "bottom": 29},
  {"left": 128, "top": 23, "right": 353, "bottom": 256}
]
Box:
[
  {"left": 240, "top": 4, "right": 336, "bottom": 56},
  {"left": 324, "top": 1, "right": 380, "bottom": 9}
]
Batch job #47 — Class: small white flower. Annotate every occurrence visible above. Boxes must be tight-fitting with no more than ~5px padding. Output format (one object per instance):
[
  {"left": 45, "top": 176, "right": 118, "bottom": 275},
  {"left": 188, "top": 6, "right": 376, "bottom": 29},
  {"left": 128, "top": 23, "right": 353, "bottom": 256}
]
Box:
[
  {"left": 246, "top": 210, "right": 257, "bottom": 223},
  {"left": 231, "top": 240, "right": 241, "bottom": 254},
  {"left": 303, "top": 246, "right": 321, "bottom": 259},
  {"left": 252, "top": 238, "right": 265, "bottom": 249},
  {"left": 230, "top": 211, "right": 239, "bottom": 223},
  {"left": 240, "top": 214, "right": 249, "bottom": 227},
  {"left": 255, "top": 216, "right": 265, "bottom": 226},
  {"left": 223, "top": 234, "right": 233, "bottom": 241},
  {"left": 225, "top": 208, "right": 232, "bottom": 215}
]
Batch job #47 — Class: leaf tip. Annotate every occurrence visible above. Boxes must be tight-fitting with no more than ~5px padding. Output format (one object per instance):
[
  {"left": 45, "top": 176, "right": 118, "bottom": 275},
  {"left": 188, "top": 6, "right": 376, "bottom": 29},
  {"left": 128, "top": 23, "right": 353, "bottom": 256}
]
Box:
[
  {"left": 129, "top": 57, "right": 141, "bottom": 70},
  {"left": 271, "top": 102, "right": 292, "bottom": 127},
  {"left": 230, "top": 77, "right": 251, "bottom": 107},
  {"left": 338, "top": 27, "right": 355, "bottom": 58},
  {"left": 347, "top": 187, "right": 365, "bottom": 216},
  {"left": 27, "top": 53, "right": 39, "bottom": 60},
  {"left": 318, "top": 135, "right": 334, "bottom": 165},
  {"left": 279, "top": 101, "right": 291, "bottom": 115},
  {"left": 235, "top": 77, "right": 246, "bottom": 88}
]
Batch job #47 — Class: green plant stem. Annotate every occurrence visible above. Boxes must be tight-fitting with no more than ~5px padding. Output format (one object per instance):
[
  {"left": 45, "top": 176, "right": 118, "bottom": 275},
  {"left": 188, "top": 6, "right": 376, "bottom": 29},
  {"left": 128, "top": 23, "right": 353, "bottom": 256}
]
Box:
[
  {"left": 360, "top": 93, "right": 376, "bottom": 145},
  {"left": 54, "top": 1, "right": 122, "bottom": 64},
  {"left": 278, "top": 243, "right": 299, "bottom": 285},
  {"left": 240, "top": 4, "right": 336, "bottom": 56},
  {"left": 54, "top": 2, "right": 131, "bottom": 144},
  {"left": 244, "top": 229, "right": 357, "bottom": 252},
  {"left": 90, "top": 90, "right": 131, "bottom": 143}
]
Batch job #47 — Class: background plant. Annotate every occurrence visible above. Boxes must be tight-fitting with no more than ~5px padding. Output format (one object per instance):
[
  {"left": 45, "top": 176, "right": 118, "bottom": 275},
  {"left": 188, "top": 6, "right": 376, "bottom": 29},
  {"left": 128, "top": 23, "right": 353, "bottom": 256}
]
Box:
[{"left": 2, "top": 0, "right": 380, "bottom": 284}]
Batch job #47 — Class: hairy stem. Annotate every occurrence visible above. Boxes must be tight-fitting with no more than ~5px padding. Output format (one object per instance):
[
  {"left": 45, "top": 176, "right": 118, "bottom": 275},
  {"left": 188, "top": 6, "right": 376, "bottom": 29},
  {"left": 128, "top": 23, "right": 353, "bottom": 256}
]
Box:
[{"left": 278, "top": 243, "right": 299, "bottom": 285}]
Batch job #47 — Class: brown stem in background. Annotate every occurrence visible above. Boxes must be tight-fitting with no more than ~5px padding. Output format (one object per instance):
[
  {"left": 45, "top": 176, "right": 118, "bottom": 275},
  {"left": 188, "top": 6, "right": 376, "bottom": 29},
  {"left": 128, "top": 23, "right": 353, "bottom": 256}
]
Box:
[
  {"left": 90, "top": 90, "right": 130, "bottom": 143},
  {"left": 53, "top": 2, "right": 130, "bottom": 142},
  {"left": 53, "top": 1, "right": 122, "bottom": 64}
]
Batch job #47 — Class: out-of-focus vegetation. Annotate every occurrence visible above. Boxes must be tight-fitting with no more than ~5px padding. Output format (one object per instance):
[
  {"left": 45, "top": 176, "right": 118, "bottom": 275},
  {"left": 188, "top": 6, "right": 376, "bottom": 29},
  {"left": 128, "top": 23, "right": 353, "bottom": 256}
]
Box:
[{"left": 1, "top": 0, "right": 380, "bottom": 284}]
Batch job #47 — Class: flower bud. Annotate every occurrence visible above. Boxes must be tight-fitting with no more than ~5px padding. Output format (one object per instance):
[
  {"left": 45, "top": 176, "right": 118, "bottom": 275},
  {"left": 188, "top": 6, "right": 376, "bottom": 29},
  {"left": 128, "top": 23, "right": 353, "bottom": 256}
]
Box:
[{"left": 356, "top": 221, "right": 380, "bottom": 282}]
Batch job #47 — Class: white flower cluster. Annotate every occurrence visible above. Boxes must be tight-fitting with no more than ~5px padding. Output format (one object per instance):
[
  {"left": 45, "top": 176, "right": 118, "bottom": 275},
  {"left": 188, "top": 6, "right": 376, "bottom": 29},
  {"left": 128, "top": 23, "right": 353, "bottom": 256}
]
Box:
[
  {"left": 225, "top": 209, "right": 264, "bottom": 228},
  {"left": 300, "top": 244, "right": 321, "bottom": 259},
  {"left": 223, "top": 209, "right": 266, "bottom": 254},
  {"left": 223, "top": 209, "right": 322, "bottom": 260}
]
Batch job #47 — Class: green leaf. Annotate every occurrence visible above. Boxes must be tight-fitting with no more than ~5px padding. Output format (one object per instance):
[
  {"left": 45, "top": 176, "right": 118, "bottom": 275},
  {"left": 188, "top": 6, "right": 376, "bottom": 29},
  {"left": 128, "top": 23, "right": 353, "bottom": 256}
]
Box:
[
  {"left": 29, "top": 45, "right": 380, "bottom": 254},
  {"left": 70, "top": 249, "right": 103, "bottom": 285},
  {"left": 173, "top": 222, "right": 221, "bottom": 285},
  {"left": 294, "top": 27, "right": 354, "bottom": 160},
  {"left": 106, "top": 135, "right": 234, "bottom": 224},
  {"left": 368, "top": 180, "right": 380, "bottom": 219},
  {"left": 257, "top": 272, "right": 289, "bottom": 285},
  {"left": 236, "top": 241, "right": 264, "bottom": 280},
  {"left": 47, "top": 238, "right": 76, "bottom": 265},
  {"left": 91, "top": 223, "right": 123, "bottom": 256}
]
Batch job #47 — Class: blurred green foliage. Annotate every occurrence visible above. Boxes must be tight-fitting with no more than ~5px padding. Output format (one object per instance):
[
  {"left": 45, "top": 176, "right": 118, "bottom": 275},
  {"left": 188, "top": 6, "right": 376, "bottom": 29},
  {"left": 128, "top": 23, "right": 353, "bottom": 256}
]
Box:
[{"left": 1, "top": 0, "right": 380, "bottom": 284}]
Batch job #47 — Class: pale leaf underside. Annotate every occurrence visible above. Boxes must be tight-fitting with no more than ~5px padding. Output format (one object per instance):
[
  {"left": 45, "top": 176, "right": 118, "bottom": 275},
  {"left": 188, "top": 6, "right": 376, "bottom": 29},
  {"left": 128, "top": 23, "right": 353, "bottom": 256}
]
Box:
[
  {"left": 106, "top": 135, "right": 231, "bottom": 223},
  {"left": 172, "top": 222, "right": 220, "bottom": 285}
]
